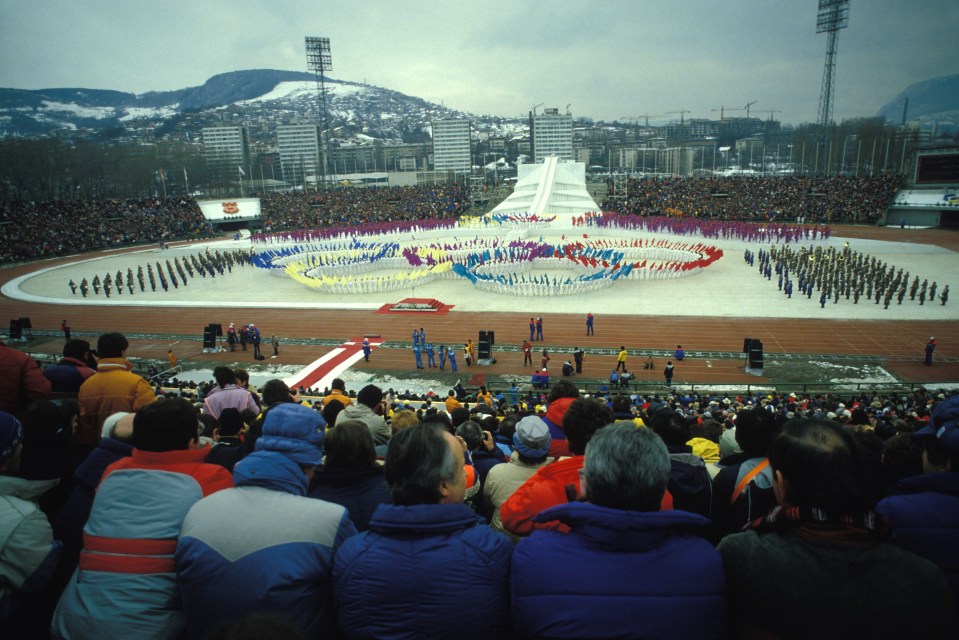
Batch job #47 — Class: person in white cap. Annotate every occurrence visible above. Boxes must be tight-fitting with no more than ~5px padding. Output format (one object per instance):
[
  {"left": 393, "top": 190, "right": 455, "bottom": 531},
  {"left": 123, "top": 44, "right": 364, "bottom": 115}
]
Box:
[{"left": 483, "top": 415, "right": 553, "bottom": 539}]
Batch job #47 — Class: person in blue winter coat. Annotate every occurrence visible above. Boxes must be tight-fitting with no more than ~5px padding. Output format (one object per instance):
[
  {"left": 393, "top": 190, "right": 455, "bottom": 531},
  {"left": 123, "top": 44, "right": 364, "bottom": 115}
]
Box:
[
  {"left": 413, "top": 344, "right": 423, "bottom": 369},
  {"left": 426, "top": 342, "right": 436, "bottom": 368},
  {"left": 511, "top": 423, "right": 727, "bottom": 639},
  {"left": 309, "top": 419, "right": 391, "bottom": 532},
  {"left": 333, "top": 422, "right": 512, "bottom": 639},
  {"left": 177, "top": 403, "right": 356, "bottom": 640},
  {"left": 448, "top": 346, "right": 458, "bottom": 372},
  {"left": 877, "top": 394, "right": 959, "bottom": 610},
  {"left": 438, "top": 344, "right": 447, "bottom": 370},
  {"left": 249, "top": 323, "right": 262, "bottom": 358}
]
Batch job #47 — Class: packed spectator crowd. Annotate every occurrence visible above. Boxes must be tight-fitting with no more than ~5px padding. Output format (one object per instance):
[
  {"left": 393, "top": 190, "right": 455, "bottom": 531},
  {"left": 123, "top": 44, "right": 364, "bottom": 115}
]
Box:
[
  {"left": 2, "top": 176, "right": 904, "bottom": 265},
  {"left": 602, "top": 174, "right": 903, "bottom": 223},
  {"left": 259, "top": 184, "right": 471, "bottom": 231},
  {"left": 0, "top": 197, "right": 214, "bottom": 264},
  {"left": 0, "top": 185, "right": 470, "bottom": 265},
  {"left": 3, "top": 332, "right": 958, "bottom": 638}
]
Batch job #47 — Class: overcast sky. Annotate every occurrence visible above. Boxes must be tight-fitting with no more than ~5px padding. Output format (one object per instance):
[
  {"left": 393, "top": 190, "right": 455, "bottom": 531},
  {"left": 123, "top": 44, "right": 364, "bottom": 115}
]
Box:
[{"left": 2, "top": 0, "right": 956, "bottom": 125}]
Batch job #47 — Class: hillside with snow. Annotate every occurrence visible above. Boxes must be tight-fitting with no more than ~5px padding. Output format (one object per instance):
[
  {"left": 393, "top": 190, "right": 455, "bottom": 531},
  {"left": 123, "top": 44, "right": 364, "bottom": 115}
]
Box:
[{"left": 0, "top": 69, "right": 519, "bottom": 144}]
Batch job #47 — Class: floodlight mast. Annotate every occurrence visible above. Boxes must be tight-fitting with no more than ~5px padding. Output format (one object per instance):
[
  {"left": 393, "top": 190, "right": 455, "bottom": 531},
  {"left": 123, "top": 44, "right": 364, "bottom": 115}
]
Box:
[
  {"left": 816, "top": 0, "right": 849, "bottom": 132},
  {"left": 306, "top": 36, "right": 334, "bottom": 189}
]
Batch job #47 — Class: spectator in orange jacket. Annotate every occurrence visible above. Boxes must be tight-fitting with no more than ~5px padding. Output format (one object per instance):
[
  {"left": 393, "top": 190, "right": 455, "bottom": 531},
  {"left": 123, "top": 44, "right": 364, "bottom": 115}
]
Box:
[
  {"left": 76, "top": 333, "right": 155, "bottom": 447},
  {"left": 500, "top": 397, "right": 613, "bottom": 537}
]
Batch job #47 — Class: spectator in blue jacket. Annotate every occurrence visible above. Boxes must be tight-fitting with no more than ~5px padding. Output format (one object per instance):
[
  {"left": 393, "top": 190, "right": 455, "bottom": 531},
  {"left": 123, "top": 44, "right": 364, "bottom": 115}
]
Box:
[
  {"left": 42, "top": 340, "right": 96, "bottom": 394},
  {"left": 877, "top": 393, "right": 959, "bottom": 610},
  {"left": 309, "top": 419, "right": 391, "bottom": 531},
  {"left": 176, "top": 403, "right": 356, "bottom": 640},
  {"left": 333, "top": 422, "right": 512, "bottom": 639},
  {"left": 511, "top": 423, "right": 727, "bottom": 639}
]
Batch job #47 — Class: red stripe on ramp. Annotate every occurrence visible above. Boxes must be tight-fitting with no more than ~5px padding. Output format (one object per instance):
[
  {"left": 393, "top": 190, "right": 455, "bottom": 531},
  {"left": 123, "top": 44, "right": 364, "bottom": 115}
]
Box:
[{"left": 288, "top": 339, "right": 383, "bottom": 390}]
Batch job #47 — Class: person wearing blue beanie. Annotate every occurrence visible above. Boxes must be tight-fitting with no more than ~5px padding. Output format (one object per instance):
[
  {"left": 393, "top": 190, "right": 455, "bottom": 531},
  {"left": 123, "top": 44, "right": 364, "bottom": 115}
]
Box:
[{"left": 177, "top": 403, "right": 356, "bottom": 640}]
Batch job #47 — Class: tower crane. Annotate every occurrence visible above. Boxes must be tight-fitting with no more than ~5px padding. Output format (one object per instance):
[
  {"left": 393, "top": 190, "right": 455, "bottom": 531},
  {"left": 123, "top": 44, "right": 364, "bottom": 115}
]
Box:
[{"left": 711, "top": 105, "right": 744, "bottom": 121}]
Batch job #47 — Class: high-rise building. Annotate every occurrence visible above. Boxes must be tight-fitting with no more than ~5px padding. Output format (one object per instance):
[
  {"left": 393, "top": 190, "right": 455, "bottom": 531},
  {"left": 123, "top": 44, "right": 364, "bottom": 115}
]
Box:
[
  {"left": 530, "top": 108, "right": 573, "bottom": 163},
  {"left": 202, "top": 126, "right": 250, "bottom": 190},
  {"left": 431, "top": 118, "right": 472, "bottom": 174},
  {"left": 277, "top": 124, "right": 321, "bottom": 187},
  {"left": 202, "top": 126, "right": 249, "bottom": 164}
]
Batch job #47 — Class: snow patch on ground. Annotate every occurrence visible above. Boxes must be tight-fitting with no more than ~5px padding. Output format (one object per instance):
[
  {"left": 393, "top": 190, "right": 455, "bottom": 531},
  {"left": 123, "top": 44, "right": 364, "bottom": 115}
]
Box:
[
  {"left": 39, "top": 101, "right": 114, "bottom": 119},
  {"left": 240, "top": 81, "right": 313, "bottom": 103},
  {"left": 119, "top": 106, "right": 179, "bottom": 122},
  {"left": 804, "top": 361, "right": 899, "bottom": 384}
]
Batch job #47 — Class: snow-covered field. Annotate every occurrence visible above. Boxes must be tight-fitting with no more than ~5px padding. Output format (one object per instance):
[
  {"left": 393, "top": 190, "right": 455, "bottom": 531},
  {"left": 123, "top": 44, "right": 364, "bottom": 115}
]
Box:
[{"left": 7, "top": 229, "right": 959, "bottom": 321}]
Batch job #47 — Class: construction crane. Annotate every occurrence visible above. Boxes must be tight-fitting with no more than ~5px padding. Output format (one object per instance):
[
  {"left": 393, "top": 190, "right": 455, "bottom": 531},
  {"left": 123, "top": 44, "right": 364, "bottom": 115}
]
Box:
[
  {"left": 744, "top": 100, "right": 759, "bottom": 119},
  {"left": 531, "top": 103, "right": 544, "bottom": 116},
  {"left": 665, "top": 109, "right": 690, "bottom": 124},
  {"left": 711, "top": 105, "right": 744, "bottom": 121},
  {"left": 763, "top": 109, "right": 783, "bottom": 122},
  {"left": 565, "top": 104, "right": 572, "bottom": 115}
]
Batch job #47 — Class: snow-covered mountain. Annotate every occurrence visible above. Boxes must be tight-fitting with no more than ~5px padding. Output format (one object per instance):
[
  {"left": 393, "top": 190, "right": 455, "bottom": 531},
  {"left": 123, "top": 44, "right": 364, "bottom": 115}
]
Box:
[
  {"left": 0, "top": 69, "right": 523, "bottom": 143},
  {"left": 876, "top": 73, "right": 959, "bottom": 125}
]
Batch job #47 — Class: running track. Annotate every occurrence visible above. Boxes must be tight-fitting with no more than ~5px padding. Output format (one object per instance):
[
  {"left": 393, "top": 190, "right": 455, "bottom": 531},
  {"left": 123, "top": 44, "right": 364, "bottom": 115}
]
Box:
[{"left": 3, "top": 225, "right": 957, "bottom": 386}]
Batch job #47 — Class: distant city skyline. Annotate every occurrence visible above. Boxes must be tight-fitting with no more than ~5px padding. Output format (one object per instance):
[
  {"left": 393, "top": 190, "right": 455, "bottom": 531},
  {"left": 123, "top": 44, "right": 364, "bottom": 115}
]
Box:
[{"left": 1, "top": 0, "right": 956, "bottom": 126}]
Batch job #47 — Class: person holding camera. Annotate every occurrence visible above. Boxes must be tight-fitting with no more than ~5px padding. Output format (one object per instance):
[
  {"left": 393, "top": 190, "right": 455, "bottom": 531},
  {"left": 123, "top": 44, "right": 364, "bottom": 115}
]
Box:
[{"left": 456, "top": 421, "right": 507, "bottom": 500}]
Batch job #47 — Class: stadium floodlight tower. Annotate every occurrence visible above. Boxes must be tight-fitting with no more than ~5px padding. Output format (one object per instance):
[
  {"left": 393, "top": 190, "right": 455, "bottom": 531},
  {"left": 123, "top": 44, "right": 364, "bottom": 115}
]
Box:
[
  {"left": 306, "top": 36, "right": 334, "bottom": 189},
  {"left": 815, "top": 0, "right": 849, "bottom": 132}
]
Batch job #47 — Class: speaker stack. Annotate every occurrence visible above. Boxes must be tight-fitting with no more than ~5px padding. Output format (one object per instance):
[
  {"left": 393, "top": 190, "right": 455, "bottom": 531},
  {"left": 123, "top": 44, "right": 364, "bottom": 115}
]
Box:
[
  {"left": 744, "top": 337, "right": 764, "bottom": 375},
  {"left": 477, "top": 330, "right": 496, "bottom": 365},
  {"left": 9, "top": 319, "right": 23, "bottom": 341},
  {"left": 8, "top": 317, "right": 32, "bottom": 341},
  {"left": 202, "top": 324, "right": 217, "bottom": 351}
]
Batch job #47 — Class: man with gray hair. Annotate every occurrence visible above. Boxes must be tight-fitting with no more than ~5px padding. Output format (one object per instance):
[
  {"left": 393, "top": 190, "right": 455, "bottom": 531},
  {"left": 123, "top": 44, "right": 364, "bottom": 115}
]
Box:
[
  {"left": 511, "top": 423, "right": 727, "bottom": 639},
  {"left": 333, "top": 422, "right": 512, "bottom": 638}
]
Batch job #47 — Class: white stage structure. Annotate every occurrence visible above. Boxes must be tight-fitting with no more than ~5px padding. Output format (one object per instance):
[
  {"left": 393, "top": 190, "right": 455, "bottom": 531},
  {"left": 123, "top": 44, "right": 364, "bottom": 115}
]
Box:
[{"left": 489, "top": 156, "right": 600, "bottom": 225}]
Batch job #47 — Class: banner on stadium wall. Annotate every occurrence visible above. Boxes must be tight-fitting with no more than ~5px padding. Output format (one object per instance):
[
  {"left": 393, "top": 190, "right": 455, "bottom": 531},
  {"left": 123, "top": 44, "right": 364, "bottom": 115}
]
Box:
[{"left": 196, "top": 198, "right": 262, "bottom": 221}]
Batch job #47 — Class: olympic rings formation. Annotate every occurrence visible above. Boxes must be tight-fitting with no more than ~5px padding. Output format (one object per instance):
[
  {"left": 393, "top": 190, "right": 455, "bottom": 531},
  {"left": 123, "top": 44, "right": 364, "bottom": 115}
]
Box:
[{"left": 251, "top": 229, "right": 724, "bottom": 297}]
